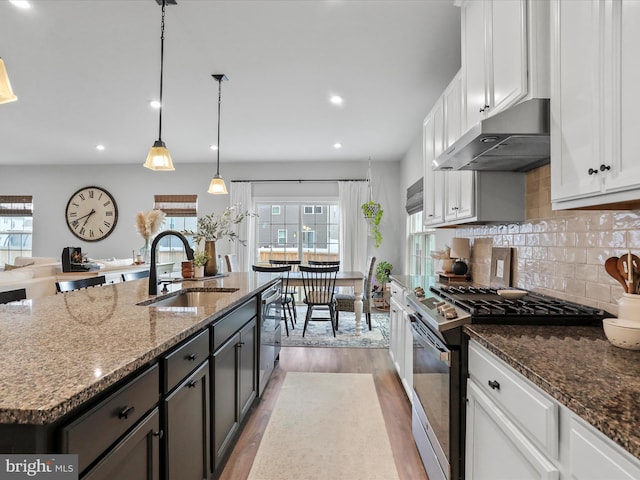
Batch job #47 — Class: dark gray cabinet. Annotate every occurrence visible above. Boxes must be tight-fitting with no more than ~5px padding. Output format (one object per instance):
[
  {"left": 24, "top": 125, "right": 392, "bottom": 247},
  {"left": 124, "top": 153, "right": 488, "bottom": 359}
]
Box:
[
  {"left": 212, "top": 317, "right": 257, "bottom": 471},
  {"left": 61, "top": 364, "right": 160, "bottom": 476},
  {"left": 82, "top": 408, "right": 161, "bottom": 480},
  {"left": 164, "top": 360, "right": 210, "bottom": 480}
]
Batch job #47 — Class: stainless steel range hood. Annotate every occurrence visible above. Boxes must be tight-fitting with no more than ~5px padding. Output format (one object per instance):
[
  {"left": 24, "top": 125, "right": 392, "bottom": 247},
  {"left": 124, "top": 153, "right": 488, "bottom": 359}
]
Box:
[{"left": 433, "top": 98, "right": 550, "bottom": 172}]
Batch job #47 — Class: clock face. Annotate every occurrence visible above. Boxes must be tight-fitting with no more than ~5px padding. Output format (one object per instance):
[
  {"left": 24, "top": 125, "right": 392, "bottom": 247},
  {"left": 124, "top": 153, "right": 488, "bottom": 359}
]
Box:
[{"left": 65, "top": 186, "right": 118, "bottom": 241}]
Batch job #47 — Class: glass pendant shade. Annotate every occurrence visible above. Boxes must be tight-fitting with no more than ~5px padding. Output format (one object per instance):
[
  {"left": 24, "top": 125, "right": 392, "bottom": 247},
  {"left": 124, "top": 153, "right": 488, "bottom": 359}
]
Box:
[
  {"left": 208, "top": 175, "right": 228, "bottom": 194},
  {"left": 0, "top": 58, "right": 17, "bottom": 104},
  {"left": 144, "top": 140, "right": 175, "bottom": 171}
]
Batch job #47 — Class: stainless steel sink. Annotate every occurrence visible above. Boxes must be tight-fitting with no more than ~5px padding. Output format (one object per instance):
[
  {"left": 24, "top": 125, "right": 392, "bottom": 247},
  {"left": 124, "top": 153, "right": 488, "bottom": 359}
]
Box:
[{"left": 140, "top": 288, "right": 239, "bottom": 307}]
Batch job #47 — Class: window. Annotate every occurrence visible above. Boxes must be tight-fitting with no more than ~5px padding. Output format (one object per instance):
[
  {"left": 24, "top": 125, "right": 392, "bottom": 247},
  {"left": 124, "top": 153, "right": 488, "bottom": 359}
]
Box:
[
  {"left": 256, "top": 202, "right": 339, "bottom": 264},
  {"left": 272, "top": 206, "right": 281, "bottom": 215},
  {"left": 408, "top": 211, "right": 434, "bottom": 276},
  {"left": 303, "top": 205, "right": 323, "bottom": 215},
  {"left": 153, "top": 195, "right": 198, "bottom": 268},
  {"left": 0, "top": 195, "right": 33, "bottom": 265}
]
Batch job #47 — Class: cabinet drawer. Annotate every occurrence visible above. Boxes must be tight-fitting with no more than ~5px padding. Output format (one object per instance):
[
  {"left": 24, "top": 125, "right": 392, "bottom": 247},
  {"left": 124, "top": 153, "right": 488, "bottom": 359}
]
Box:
[
  {"left": 569, "top": 416, "right": 640, "bottom": 480},
  {"left": 162, "top": 329, "right": 209, "bottom": 393},
  {"left": 468, "top": 341, "right": 558, "bottom": 459},
  {"left": 62, "top": 364, "right": 159, "bottom": 474},
  {"left": 212, "top": 297, "right": 257, "bottom": 351},
  {"left": 390, "top": 281, "right": 405, "bottom": 305}
]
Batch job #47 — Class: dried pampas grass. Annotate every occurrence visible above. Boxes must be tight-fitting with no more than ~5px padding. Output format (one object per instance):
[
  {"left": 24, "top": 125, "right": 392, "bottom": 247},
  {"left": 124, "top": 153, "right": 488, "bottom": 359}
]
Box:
[{"left": 136, "top": 210, "right": 166, "bottom": 240}]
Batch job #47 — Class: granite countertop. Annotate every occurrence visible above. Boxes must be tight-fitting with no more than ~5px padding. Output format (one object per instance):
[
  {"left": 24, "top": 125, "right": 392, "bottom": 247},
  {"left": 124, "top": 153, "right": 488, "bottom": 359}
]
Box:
[
  {"left": 465, "top": 324, "right": 640, "bottom": 460},
  {"left": 389, "top": 274, "right": 435, "bottom": 292},
  {"left": 0, "top": 272, "right": 276, "bottom": 425}
]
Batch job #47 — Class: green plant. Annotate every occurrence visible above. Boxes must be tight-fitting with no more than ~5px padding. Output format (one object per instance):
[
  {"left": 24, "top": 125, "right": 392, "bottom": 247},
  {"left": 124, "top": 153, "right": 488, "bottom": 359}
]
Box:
[
  {"left": 182, "top": 204, "right": 257, "bottom": 245},
  {"left": 375, "top": 260, "right": 393, "bottom": 284},
  {"left": 192, "top": 250, "right": 210, "bottom": 267},
  {"left": 361, "top": 200, "right": 383, "bottom": 248}
]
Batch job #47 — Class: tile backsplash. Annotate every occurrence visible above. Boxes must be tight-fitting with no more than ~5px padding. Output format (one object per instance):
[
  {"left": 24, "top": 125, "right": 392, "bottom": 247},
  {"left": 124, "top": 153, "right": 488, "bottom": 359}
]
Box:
[{"left": 455, "top": 165, "right": 639, "bottom": 315}]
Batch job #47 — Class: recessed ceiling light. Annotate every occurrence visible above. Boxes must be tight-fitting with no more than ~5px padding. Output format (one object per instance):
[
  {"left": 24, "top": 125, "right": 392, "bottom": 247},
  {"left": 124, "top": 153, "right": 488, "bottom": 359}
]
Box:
[
  {"left": 210, "top": 145, "right": 218, "bottom": 151},
  {"left": 330, "top": 95, "right": 343, "bottom": 105},
  {"left": 96, "top": 144, "right": 105, "bottom": 151},
  {"left": 333, "top": 142, "right": 342, "bottom": 149},
  {"left": 10, "top": 1, "right": 31, "bottom": 9},
  {"left": 149, "top": 100, "right": 161, "bottom": 109}
]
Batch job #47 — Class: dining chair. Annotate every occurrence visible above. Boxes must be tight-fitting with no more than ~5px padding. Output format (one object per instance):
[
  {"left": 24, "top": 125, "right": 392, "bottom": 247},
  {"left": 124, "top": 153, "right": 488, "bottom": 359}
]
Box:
[
  {"left": 252, "top": 264, "right": 295, "bottom": 335},
  {"left": 335, "top": 256, "right": 376, "bottom": 331},
  {"left": 225, "top": 254, "right": 239, "bottom": 272},
  {"left": 121, "top": 270, "right": 150, "bottom": 282},
  {"left": 299, "top": 265, "right": 339, "bottom": 337},
  {"left": 0, "top": 288, "right": 27, "bottom": 304},
  {"left": 308, "top": 260, "right": 340, "bottom": 267},
  {"left": 269, "top": 259, "right": 301, "bottom": 323},
  {"left": 56, "top": 275, "right": 106, "bottom": 293}
]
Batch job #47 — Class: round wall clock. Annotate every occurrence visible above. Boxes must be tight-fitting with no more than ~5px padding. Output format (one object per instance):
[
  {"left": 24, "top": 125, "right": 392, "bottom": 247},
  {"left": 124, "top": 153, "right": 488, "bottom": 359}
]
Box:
[{"left": 65, "top": 186, "right": 118, "bottom": 241}]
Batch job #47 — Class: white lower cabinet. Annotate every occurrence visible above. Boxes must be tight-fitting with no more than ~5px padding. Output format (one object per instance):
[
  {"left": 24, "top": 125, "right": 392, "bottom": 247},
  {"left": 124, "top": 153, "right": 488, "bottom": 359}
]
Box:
[
  {"left": 466, "top": 381, "right": 560, "bottom": 480},
  {"left": 569, "top": 417, "right": 640, "bottom": 480},
  {"left": 467, "top": 340, "right": 640, "bottom": 480},
  {"left": 389, "top": 281, "right": 412, "bottom": 400}
]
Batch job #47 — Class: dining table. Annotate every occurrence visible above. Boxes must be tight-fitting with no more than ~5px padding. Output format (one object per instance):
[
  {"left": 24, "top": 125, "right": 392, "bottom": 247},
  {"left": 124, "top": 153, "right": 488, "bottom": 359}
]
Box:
[{"left": 286, "top": 270, "right": 365, "bottom": 335}]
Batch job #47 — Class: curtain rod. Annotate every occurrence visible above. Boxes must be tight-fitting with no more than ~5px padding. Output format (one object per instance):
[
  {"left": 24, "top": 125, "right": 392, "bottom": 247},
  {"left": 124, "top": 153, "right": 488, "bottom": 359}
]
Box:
[{"left": 231, "top": 179, "right": 367, "bottom": 183}]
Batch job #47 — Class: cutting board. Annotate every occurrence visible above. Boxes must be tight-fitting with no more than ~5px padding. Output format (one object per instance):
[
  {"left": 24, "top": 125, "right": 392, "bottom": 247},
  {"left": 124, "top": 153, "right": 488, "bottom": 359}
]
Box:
[{"left": 490, "top": 247, "right": 513, "bottom": 288}]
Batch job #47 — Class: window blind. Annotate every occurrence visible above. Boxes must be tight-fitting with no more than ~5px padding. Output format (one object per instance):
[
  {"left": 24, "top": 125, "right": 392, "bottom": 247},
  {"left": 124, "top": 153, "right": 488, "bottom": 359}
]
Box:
[
  {"left": 405, "top": 178, "right": 423, "bottom": 214},
  {"left": 153, "top": 194, "right": 197, "bottom": 217},
  {"left": 0, "top": 195, "right": 33, "bottom": 216}
]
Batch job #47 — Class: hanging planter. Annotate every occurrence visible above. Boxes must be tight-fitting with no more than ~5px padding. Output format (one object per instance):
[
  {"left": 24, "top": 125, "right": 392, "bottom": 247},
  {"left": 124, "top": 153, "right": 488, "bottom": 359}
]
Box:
[{"left": 361, "top": 200, "right": 383, "bottom": 248}]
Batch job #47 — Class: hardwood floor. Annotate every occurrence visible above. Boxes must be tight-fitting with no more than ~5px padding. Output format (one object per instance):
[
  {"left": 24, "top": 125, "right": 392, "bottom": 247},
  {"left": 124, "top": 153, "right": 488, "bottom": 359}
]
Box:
[{"left": 218, "top": 347, "right": 428, "bottom": 480}]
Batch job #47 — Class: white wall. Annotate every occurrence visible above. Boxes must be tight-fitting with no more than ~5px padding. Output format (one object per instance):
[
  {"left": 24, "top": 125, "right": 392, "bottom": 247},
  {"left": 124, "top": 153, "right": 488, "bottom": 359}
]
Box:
[{"left": 1, "top": 160, "right": 402, "bottom": 269}]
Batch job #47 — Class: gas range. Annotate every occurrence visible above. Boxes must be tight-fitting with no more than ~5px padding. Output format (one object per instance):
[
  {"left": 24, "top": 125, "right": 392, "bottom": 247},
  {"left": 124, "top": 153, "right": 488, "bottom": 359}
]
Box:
[
  {"left": 407, "top": 285, "right": 608, "bottom": 336},
  {"left": 407, "top": 284, "right": 610, "bottom": 480}
]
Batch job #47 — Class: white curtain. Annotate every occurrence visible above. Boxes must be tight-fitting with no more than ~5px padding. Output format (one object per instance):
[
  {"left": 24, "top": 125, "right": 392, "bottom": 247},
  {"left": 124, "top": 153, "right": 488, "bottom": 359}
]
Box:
[
  {"left": 338, "top": 181, "right": 369, "bottom": 272},
  {"left": 230, "top": 182, "right": 254, "bottom": 272}
]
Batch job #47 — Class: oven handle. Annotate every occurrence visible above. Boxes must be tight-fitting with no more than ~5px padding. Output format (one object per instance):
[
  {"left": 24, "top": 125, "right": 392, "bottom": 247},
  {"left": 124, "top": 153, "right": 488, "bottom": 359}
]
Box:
[{"left": 410, "top": 315, "right": 451, "bottom": 367}]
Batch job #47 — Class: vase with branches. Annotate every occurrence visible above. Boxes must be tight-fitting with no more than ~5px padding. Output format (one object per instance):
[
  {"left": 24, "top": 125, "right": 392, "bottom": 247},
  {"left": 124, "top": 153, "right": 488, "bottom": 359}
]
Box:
[
  {"left": 182, "top": 204, "right": 257, "bottom": 276},
  {"left": 135, "top": 210, "right": 166, "bottom": 263}
]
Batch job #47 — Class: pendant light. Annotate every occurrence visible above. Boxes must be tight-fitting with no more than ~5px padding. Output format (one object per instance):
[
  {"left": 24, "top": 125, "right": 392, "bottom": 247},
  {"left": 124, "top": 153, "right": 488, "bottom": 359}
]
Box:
[
  {"left": 208, "top": 74, "right": 229, "bottom": 194},
  {"left": 144, "top": 0, "right": 175, "bottom": 171},
  {"left": 0, "top": 57, "right": 17, "bottom": 104}
]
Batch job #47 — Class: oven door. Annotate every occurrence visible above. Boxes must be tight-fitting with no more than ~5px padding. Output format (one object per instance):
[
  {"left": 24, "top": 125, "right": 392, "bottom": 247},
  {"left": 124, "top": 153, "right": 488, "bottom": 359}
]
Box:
[{"left": 411, "top": 314, "right": 451, "bottom": 480}]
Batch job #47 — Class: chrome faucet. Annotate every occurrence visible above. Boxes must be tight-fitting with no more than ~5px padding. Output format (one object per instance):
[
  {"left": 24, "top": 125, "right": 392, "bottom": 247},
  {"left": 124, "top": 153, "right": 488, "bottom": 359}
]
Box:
[{"left": 149, "top": 230, "right": 194, "bottom": 296}]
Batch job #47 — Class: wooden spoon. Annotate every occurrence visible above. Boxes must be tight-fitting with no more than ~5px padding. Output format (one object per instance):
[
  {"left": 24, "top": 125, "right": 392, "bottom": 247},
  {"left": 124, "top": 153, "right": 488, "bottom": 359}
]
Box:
[
  {"left": 617, "top": 254, "right": 640, "bottom": 294},
  {"left": 605, "top": 256, "right": 628, "bottom": 292}
]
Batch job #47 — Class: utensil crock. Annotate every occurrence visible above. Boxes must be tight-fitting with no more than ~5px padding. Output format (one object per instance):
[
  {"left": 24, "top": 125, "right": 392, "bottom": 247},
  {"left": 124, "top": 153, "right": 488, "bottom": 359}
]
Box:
[{"left": 617, "top": 293, "right": 640, "bottom": 321}]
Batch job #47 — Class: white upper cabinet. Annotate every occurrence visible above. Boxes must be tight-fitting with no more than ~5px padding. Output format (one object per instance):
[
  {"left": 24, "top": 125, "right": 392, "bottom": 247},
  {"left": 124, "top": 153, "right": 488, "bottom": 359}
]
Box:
[
  {"left": 425, "top": 70, "right": 525, "bottom": 227},
  {"left": 423, "top": 103, "right": 446, "bottom": 226},
  {"left": 444, "top": 171, "right": 475, "bottom": 223},
  {"left": 551, "top": 0, "right": 640, "bottom": 209},
  {"left": 461, "top": 0, "right": 529, "bottom": 132}
]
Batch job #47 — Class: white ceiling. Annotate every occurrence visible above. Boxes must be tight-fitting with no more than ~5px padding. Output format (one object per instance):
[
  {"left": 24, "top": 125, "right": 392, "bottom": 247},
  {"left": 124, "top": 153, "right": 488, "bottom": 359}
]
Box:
[{"left": 0, "top": 0, "right": 461, "bottom": 167}]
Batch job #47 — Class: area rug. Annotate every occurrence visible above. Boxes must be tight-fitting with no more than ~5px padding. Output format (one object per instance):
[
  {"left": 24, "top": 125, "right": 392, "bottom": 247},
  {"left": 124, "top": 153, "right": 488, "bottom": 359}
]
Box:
[
  {"left": 247, "top": 372, "right": 399, "bottom": 480},
  {"left": 280, "top": 307, "right": 390, "bottom": 348}
]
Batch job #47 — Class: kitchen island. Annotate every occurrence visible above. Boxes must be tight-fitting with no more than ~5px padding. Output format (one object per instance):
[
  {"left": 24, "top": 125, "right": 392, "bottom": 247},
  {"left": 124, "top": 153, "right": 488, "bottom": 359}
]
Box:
[
  {"left": 465, "top": 324, "right": 640, "bottom": 476},
  {"left": 0, "top": 272, "right": 278, "bottom": 478}
]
